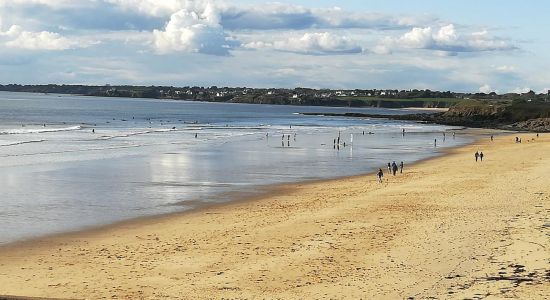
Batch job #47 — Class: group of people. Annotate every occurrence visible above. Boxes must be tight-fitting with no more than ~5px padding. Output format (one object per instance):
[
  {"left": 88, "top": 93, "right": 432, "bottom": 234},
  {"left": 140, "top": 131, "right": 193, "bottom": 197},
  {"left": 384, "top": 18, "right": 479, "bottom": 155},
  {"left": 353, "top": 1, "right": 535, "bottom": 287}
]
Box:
[
  {"left": 377, "top": 161, "right": 404, "bottom": 183},
  {"left": 279, "top": 132, "right": 297, "bottom": 147},
  {"left": 474, "top": 151, "right": 484, "bottom": 162}
]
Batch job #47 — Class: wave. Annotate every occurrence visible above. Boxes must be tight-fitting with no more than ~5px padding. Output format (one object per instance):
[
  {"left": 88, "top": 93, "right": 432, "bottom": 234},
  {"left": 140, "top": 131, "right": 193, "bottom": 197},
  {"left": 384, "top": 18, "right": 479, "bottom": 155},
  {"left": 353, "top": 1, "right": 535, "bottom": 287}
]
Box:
[
  {"left": 97, "top": 128, "right": 176, "bottom": 140},
  {"left": 0, "top": 125, "right": 82, "bottom": 135},
  {"left": 0, "top": 139, "right": 46, "bottom": 147},
  {"left": 0, "top": 143, "right": 148, "bottom": 158}
]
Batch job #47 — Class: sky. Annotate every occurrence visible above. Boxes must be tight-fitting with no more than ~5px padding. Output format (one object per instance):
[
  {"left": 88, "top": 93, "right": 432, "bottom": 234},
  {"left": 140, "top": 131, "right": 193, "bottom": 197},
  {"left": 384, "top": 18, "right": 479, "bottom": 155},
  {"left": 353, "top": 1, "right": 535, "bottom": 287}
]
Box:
[{"left": 0, "top": 0, "right": 548, "bottom": 93}]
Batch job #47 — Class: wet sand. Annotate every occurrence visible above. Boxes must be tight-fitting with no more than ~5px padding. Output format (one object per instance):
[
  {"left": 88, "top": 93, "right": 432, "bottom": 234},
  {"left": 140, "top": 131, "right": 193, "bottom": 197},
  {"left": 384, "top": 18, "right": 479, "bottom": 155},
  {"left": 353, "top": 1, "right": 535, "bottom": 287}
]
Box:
[{"left": 0, "top": 133, "right": 548, "bottom": 299}]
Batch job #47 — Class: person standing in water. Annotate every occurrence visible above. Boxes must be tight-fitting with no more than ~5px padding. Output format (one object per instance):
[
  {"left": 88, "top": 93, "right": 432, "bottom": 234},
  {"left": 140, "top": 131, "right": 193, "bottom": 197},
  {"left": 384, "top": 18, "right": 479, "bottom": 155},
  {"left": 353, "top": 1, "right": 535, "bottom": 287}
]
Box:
[{"left": 434, "top": 139, "right": 437, "bottom": 147}]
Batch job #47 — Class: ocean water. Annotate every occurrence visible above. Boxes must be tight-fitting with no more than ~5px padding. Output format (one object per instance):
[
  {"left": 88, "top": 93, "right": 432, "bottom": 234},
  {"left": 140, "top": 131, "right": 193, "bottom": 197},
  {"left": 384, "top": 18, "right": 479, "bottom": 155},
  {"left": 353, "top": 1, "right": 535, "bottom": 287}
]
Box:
[{"left": 0, "top": 92, "right": 470, "bottom": 244}]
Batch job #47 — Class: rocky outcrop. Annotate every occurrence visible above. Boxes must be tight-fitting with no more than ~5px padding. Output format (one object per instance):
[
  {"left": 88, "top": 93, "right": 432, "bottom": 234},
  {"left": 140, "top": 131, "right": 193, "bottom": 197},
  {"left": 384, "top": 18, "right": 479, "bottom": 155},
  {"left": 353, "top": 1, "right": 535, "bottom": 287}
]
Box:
[
  {"left": 301, "top": 101, "right": 550, "bottom": 132},
  {"left": 505, "top": 118, "right": 550, "bottom": 132}
]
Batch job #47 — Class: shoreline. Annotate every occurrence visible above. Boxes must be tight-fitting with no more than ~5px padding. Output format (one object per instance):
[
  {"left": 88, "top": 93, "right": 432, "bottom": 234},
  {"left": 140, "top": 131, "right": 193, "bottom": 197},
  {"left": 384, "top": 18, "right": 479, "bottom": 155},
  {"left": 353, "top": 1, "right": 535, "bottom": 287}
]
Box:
[
  {"left": 0, "top": 128, "right": 492, "bottom": 250},
  {"left": 0, "top": 131, "right": 548, "bottom": 298}
]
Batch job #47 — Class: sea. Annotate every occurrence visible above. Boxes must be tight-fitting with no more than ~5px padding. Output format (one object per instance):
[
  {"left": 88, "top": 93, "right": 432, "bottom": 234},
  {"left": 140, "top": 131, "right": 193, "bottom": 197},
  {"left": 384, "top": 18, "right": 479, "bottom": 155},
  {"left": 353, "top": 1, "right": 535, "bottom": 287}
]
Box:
[{"left": 0, "top": 91, "right": 471, "bottom": 245}]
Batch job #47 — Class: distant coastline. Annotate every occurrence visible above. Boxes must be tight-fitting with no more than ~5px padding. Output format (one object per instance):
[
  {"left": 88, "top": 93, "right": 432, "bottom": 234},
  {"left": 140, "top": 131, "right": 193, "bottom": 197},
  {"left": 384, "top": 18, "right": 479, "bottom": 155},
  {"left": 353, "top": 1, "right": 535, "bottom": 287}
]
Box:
[
  {"left": 1, "top": 83, "right": 547, "bottom": 108},
  {"left": 1, "top": 85, "right": 549, "bottom": 132}
]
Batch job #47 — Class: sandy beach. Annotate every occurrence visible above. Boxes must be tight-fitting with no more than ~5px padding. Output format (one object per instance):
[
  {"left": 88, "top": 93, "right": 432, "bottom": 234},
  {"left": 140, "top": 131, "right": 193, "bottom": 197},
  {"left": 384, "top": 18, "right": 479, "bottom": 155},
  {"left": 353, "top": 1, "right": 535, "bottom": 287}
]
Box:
[{"left": 0, "top": 132, "right": 548, "bottom": 299}]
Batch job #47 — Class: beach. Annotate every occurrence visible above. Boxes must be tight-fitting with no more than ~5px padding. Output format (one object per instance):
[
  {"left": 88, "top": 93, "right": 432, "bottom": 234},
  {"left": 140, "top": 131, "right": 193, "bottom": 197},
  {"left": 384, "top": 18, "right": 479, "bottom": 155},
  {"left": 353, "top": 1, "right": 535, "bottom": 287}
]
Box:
[
  {"left": 0, "top": 132, "right": 548, "bottom": 299},
  {"left": 0, "top": 92, "right": 467, "bottom": 246}
]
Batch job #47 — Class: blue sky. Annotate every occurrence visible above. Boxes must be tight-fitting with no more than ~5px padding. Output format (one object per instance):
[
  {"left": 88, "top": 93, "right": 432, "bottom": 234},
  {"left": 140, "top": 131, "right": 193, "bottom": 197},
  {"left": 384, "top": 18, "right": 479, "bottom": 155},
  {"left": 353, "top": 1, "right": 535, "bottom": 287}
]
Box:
[{"left": 0, "top": 0, "right": 548, "bottom": 93}]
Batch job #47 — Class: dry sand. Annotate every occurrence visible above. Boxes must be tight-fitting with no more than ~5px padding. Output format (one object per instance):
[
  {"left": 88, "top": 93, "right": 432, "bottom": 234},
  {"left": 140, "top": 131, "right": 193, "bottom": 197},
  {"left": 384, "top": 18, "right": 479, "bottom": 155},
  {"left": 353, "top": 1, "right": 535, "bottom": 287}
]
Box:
[{"left": 0, "top": 133, "right": 548, "bottom": 299}]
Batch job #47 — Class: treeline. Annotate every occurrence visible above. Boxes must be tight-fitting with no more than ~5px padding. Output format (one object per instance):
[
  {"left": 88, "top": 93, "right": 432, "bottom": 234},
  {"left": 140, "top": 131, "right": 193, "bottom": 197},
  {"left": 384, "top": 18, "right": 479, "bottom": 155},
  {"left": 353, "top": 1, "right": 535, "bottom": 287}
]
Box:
[{"left": 0, "top": 84, "right": 548, "bottom": 108}]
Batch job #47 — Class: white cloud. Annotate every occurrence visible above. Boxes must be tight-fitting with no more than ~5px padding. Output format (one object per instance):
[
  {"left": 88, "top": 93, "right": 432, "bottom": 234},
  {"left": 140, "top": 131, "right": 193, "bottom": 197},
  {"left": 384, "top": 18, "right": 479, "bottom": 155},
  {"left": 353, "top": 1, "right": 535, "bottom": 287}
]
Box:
[
  {"left": 0, "top": 0, "right": 69, "bottom": 6},
  {"left": 479, "top": 84, "right": 493, "bottom": 93},
  {"left": 510, "top": 87, "right": 532, "bottom": 94},
  {"left": 105, "top": 0, "right": 205, "bottom": 18},
  {"left": 106, "top": 1, "right": 432, "bottom": 31},
  {"left": 383, "top": 24, "right": 516, "bottom": 53},
  {"left": 1, "top": 24, "right": 94, "bottom": 50},
  {"left": 495, "top": 65, "right": 515, "bottom": 72},
  {"left": 152, "top": 4, "right": 237, "bottom": 55},
  {"left": 245, "top": 32, "right": 362, "bottom": 55}
]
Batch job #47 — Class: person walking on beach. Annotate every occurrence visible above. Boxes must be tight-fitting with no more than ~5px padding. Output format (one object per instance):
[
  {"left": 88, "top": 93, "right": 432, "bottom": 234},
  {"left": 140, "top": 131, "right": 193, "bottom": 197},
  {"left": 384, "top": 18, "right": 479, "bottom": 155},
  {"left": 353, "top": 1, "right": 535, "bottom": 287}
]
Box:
[
  {"left": 475, "top": 151, "right": 479, "bottom": 162},
  {"left": 377, "top": 168, "right": 384, "bottom": 183},
  {"left": 392, "top": 161, "right": 398, "bottom": 176},
  {"left": 480, "top": 152, "right": 484, "bottom": 162},
  {"left": 387, "top": 162, "right": 391, "bottom": 173},
  {"left": 490, "top": 135, "right": 494, "bottom": 141},
  {"left": 400, "top": 161, "right": 404, "bottom": 173}
]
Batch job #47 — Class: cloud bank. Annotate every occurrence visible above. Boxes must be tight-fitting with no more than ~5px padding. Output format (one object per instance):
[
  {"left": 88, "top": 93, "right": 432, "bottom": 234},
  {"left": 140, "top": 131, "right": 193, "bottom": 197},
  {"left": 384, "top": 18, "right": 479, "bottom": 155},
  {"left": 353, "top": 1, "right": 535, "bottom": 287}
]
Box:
[
  {"left": 0, "top": 0, "right": 539, "bottom": 93},
  {"left": 0, "top": 25, "right": 93, "bottom": 50},
  {"left": 382, "top": 24, "right": 516, "bottom": 53}
]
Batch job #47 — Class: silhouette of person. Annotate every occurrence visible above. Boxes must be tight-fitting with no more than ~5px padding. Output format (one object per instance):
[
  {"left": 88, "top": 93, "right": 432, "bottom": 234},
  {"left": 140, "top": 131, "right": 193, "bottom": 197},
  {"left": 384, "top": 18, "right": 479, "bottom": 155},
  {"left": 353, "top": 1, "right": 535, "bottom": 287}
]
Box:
[
  {"left": 480, "top": 152, "right": 484, "bottom": 162},
  {"left": 400, "top": 161, "right": 404, "bottom": 173},
  {"left": 392, "top": 161, "right": 398, "bottom": 176},
  {"left": 377, "top": 168, "right": 384, "bottom": 183},
  {"left": 475, "top": 151, "right": 479, "bottom": 162}
]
